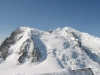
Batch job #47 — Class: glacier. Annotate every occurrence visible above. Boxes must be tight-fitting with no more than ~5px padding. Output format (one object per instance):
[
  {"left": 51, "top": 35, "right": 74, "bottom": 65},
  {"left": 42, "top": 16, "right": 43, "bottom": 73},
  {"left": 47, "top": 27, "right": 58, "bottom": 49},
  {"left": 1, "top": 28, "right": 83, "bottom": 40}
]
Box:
[{"left": 0, "top": 26, "right": 100, "bottom": 75}]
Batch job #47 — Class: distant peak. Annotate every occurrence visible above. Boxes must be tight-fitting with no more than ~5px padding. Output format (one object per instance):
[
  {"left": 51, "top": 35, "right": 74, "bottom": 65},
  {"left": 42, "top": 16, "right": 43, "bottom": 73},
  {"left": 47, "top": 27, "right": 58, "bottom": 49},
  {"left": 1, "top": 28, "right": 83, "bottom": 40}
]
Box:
[{"left": 55, "top": 26, "right": 77, "bottom": 33}]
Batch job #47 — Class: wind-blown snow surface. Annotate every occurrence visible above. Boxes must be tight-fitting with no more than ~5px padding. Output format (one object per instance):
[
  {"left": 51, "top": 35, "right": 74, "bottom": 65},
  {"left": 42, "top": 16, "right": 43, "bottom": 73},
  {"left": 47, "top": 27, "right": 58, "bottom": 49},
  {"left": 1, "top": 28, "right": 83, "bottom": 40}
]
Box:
[{"left": 0, "top": 27, "right": 100, "bottom": 75}]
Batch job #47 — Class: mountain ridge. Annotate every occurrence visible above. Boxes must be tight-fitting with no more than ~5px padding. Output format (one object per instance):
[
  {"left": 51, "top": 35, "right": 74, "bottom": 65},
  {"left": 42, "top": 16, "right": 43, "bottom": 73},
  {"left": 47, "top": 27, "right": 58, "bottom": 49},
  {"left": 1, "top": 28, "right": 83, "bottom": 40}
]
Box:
[{"left": 0, "top": 26, "right": 100, "bottom": 75}]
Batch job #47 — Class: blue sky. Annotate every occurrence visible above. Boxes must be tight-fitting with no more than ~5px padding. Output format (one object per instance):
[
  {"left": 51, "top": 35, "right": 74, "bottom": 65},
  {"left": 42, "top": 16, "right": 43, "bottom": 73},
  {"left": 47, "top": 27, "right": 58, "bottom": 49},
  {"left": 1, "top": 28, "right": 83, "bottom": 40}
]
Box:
[{"left": 0, "top": 0, "right": 100, "bottom": 42}]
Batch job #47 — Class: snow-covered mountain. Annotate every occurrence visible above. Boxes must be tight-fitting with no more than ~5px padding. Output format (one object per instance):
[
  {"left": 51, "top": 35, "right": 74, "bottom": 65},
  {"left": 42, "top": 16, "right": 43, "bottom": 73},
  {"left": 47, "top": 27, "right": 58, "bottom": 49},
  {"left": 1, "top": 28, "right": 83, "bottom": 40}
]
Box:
[{"left": 0, "top": 26, "right": 100, "bottom": 75}]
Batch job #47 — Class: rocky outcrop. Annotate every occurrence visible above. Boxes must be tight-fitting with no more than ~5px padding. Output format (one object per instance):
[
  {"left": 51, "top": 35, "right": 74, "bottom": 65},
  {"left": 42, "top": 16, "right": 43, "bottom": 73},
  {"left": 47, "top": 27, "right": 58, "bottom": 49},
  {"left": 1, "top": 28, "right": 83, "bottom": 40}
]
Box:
[
  {"left": 0, "top": 27, "right": 42, "bottom": 64},
  {"left": 36, "top": 68, "right": 94, "bottom": 75},
  {"left": 71, "top": 68, "right": 94, "bottom": 75},
  {"left": 0, "top": 28, "right": 23, "bottom": 59},
  {"left": 16, "top": 37, "right": 41, "bottom": 63}
]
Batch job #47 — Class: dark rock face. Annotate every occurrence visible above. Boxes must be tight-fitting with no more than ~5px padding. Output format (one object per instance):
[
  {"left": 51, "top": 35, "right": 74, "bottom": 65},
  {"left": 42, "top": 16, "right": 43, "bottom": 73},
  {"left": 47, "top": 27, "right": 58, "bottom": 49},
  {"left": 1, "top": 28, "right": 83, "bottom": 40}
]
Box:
[
  {"left": 0, "top": 27, "right": 41, "bottom": 63},
  {"left": 36, "top": 68, "right": 94, "bottom": 75},
  {"left": 71, "top": 68, "right": 94, "bottom": 75},
  {"left": 49, "top": 30, "right": 53, "bottom": 33},
  {"left": 17, "top": 37, "right": 41, "bottom": 63},
  {"left": 0, "top": 28, "right": 23, "bottom": 59}
]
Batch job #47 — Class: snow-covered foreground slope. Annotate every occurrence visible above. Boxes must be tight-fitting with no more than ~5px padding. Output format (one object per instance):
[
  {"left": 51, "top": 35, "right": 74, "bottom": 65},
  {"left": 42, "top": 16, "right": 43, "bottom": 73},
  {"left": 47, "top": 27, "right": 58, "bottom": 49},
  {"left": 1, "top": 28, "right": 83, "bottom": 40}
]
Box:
[{"left": 0, "top": 26, "right": 100, "bottom": 75}]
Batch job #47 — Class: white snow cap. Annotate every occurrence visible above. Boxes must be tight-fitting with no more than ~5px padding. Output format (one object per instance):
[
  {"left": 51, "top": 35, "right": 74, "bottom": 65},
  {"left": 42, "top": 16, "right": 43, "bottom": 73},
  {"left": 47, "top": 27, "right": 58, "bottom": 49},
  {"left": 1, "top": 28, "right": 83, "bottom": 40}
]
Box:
[{"left": 0, "top": 26, "right": 100, "bottom": 75}]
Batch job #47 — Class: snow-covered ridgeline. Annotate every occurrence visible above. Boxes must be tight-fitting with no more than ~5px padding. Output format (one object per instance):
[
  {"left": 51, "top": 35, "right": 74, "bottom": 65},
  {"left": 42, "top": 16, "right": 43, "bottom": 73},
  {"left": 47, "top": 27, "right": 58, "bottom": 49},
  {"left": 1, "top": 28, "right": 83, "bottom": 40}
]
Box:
[{"left": 0, "top": 26, "right": 100, "bottom": 75}]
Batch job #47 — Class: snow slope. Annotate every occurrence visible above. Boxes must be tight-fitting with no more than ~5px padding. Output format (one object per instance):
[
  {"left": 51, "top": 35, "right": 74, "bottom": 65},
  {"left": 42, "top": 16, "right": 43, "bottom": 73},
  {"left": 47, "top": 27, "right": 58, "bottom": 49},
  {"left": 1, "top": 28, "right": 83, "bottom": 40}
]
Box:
[{"left": 0, "top": 26, "right": 100, "bottom": 75}]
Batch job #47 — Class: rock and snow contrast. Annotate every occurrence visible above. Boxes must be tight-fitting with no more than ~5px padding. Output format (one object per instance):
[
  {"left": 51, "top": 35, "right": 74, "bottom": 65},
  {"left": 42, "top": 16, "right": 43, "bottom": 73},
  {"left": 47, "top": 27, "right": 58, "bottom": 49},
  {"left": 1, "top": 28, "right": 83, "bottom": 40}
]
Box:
[{"left": 0, "top": 26, "right": 100, "bottom": 75}]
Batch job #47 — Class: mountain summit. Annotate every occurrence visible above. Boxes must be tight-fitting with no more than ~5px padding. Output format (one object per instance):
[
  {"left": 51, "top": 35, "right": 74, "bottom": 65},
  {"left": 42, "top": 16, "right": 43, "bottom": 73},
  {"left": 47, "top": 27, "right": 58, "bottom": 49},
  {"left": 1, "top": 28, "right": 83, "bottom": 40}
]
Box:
[{"left": 0, "top": 26, "right": 100, "bottom": 75}]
